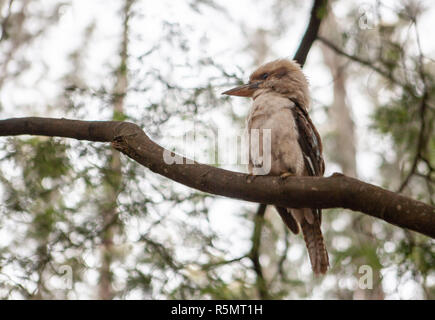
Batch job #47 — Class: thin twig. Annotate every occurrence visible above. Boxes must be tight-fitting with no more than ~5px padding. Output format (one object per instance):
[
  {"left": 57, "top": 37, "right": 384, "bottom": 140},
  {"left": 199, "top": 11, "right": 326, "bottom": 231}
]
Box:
[
  {"left": 397, "top": 19, "right": 430, "bottom": 192},
  {"left": 317, "top": 36, "right": 405, "bottom": 88}
]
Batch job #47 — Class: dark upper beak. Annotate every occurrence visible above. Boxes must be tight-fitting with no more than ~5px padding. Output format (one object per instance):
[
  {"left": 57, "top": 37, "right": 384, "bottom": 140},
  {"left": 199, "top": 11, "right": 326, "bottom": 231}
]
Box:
[{"left": 222, "top": 81, "right": 262, "bottom": 97}]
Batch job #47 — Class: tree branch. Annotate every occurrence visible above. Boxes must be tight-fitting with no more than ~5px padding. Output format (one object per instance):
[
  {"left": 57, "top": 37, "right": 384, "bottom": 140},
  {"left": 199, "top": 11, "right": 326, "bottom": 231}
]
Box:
[
  {"left": 317, "top": 36, "right": 405, "bottom": 88},
  {"left": 249, "top": 203, "right": 268, "bottom": 299},
  {"left": 0, "top": 117, "right": 434, "bottom": 238},
  {"left": 293, "top": 0, "right": 328, "bottom": 67}
]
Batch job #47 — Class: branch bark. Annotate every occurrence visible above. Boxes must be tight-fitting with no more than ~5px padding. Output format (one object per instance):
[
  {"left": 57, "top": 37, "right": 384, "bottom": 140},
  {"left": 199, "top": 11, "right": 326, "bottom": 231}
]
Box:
[{"left": 1, "top": 117, "right": 434, "bottom": 238}]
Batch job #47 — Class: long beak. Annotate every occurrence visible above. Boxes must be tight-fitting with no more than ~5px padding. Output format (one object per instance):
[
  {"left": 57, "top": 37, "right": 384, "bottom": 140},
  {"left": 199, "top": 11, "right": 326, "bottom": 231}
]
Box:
[{"left": 222, "top": 81, "right": 262, "bottom": 97}]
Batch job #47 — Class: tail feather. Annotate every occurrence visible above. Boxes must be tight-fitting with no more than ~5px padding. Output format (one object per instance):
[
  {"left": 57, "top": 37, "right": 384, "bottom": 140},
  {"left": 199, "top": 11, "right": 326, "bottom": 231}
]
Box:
[
  {"left": 276, "top": 207, "right": 329, "bottom": 274},
  {"left": 300, "top": 213, "right": 329, "bottom": 274},
  {"left": 275, "top": 206, "right": 299, "bottom": 234}
]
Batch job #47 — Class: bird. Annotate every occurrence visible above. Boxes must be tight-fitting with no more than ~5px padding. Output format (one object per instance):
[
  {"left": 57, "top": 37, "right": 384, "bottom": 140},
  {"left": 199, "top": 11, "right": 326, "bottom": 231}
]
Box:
[{"left": 222, "top": 58, "right": 329, "bottom": 274}]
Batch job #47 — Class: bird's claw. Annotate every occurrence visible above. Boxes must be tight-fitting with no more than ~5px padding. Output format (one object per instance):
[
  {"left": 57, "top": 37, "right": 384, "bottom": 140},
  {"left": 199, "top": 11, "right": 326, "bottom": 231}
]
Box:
[
  {"left": 279, "top": 172, "right": 295, "bottom": 180},
  {"left": 246, "top": 174, "right": 257, "bottom": 184}
]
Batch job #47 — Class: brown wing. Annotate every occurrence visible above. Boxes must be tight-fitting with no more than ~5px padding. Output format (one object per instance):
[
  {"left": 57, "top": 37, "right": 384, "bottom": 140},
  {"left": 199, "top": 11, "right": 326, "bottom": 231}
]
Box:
[
  {"left": 291, "top": 100, "right": 329, "bottom": 273},
  {"left": 275, "top": 99, "right": 325, "bottom": 235},
  {"left": 290, "top": 99, "right": 324, "bottom": 222},
  {"left": 290, "top": 99, "right": 324, "bottom": 177}
]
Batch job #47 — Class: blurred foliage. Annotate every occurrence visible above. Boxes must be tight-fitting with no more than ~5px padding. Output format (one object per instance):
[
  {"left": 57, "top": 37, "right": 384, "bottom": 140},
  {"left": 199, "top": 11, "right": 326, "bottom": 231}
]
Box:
[{"left": 0, "top": 0, "right": 433, "bottom": 300}]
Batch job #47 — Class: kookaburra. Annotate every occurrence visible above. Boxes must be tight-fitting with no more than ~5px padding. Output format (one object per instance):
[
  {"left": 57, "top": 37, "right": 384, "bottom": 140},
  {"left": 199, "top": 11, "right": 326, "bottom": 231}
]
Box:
[{"left": 223, "top": 59, "right": 329, "bottom": 274}]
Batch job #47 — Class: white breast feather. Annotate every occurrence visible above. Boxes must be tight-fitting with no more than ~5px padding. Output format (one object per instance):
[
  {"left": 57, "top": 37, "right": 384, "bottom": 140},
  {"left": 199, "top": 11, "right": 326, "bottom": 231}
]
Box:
[{"left": 246, "top": 92, "right": 305, "bottom": 176}]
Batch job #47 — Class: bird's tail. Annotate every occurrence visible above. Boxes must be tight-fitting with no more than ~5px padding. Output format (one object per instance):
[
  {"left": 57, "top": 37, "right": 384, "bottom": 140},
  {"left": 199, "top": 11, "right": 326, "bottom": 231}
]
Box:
[{"left": 292, "top": 208, "right": 329, "bottom": 274}]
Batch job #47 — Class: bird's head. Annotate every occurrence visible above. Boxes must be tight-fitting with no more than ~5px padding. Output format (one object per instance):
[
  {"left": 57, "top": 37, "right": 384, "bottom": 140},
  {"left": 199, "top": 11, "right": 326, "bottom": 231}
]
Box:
[{"left": 222, "top": 59, "right": 310, "bottom": 109}]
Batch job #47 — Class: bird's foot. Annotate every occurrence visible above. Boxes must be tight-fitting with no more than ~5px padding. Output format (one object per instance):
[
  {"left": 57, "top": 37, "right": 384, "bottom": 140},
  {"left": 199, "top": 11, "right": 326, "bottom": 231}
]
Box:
[
  {"left": 279, "top": 171, "right": 295, "bottom": 180},
  {"left": 246, "top": 173, "right": 257, "bottom": 184}
]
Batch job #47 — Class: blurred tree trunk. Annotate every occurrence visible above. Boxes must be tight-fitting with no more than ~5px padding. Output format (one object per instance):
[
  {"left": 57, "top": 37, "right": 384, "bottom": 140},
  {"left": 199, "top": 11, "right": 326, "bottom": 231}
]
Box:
[
  {"left": 0, "top": 0, "right": 63, "bottom": 89},
  {"left": 0, "top": 0, "right": 67, "bottom": 299},
  {"left": 0, "top": 0, "right": 29, "bottom": 88},
  {"left": 98, "top": 0, "right": 132, "bottom": 300},
  {"left": 249, "top": 29, "right": 269, "bottom": 67},
  {"left": 320, "top": 16, "right": 356, "bottom": 177},
  {"left": 320, "top": 9, "right": 384, "bottom": 300}
]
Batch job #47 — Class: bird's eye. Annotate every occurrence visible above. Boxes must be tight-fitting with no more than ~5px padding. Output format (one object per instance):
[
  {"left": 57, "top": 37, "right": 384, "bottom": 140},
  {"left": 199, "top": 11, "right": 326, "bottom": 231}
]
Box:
[{"left": 261, "top": 73, "right": 269, "bottom": 79}]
